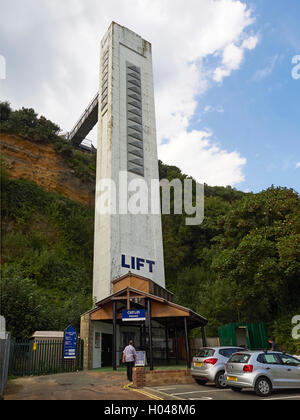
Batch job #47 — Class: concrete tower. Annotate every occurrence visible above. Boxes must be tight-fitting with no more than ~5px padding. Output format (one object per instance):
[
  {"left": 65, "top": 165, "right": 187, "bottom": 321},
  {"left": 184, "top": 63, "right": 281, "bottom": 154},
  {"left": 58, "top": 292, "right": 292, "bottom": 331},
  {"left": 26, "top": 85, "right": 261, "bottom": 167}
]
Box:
[{"left": 93, "top": 23, "right": 165, "bottom": 302}]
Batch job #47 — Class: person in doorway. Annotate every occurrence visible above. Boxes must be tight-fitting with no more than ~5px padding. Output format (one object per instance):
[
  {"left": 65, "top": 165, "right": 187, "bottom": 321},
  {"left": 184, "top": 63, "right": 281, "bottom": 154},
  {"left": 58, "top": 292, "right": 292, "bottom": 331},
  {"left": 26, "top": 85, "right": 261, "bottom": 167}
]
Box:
[
  {"left": 268, "top": 337, "right": 279, "bottom": 351},
  {"left": 122, "top": 340, "right": 137, "bottom": 382}
]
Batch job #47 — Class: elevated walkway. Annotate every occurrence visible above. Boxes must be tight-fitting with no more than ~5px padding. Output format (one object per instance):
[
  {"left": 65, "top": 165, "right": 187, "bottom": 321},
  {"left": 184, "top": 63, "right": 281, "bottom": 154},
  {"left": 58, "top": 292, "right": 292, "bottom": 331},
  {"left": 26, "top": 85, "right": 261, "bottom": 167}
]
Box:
[{"left": 68, "top": 93, "right": 99, "bottom": 147}]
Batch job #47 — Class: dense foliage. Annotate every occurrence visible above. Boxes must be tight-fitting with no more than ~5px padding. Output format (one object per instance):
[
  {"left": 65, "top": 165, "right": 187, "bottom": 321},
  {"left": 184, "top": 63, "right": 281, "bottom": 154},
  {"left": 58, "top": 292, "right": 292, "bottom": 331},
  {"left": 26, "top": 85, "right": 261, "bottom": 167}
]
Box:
[
  {"left": 1, "top": 105, "right": 299, "bottom": 352},
  {"left": 0, "top": 165, "right": 94, "bottom": 337},
  {"left": 158, "top": 166, "right": 300, "bottom": 352}
]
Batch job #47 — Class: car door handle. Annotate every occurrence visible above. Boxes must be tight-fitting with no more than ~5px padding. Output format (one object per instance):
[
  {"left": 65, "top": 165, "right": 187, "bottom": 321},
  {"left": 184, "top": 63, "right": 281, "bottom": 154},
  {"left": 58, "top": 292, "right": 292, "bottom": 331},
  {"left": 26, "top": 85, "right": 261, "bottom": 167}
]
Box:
[
  {"left": 287, "top": 369, "right": 292, "bottom": 371},
  {"left": 266, "top": 367, "right": 271, "bottom": 370}
]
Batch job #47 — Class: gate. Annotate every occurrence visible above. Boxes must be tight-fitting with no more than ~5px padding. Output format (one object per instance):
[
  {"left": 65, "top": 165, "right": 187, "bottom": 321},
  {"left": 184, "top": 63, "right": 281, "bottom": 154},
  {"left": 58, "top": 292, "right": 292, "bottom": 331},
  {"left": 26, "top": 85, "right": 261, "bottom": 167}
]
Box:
[
  {"left": 9, "top": 338, "right": 84, "bottom": 377},
  {"left": 0, "top": 332, "right": 11, "bottom": 399}
]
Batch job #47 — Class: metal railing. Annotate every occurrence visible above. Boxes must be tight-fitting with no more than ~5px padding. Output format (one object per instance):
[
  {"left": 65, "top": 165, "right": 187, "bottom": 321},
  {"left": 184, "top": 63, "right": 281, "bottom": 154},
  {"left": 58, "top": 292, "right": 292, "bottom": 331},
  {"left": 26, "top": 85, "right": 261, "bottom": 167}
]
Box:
[
  {"left": 0, "top": 332, "right": 11, "bottom": 399},
  {"left": 68, "top": 93, "right": 99, "bottom": 141},
  {"left": 9, "top": 338, "right": 84, "bottom": 377}
]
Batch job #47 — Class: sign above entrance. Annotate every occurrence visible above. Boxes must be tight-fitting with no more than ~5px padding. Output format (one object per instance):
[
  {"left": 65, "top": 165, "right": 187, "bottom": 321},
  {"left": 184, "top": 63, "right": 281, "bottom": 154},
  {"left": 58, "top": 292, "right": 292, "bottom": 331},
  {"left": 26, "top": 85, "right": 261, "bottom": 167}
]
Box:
[{"left": 122, "top": 309, "right": 146, "bottom": 322}]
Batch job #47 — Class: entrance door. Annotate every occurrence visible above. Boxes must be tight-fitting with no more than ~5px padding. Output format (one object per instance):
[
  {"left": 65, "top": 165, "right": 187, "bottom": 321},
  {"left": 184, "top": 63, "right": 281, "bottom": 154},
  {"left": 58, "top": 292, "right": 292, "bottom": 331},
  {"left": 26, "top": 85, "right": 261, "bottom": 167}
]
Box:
[
  {"left": 235, "top": 327, "right": 248, "bottom": 348},
  {"left": 101, "top": 333, "right": 113, "bottom": 367}
]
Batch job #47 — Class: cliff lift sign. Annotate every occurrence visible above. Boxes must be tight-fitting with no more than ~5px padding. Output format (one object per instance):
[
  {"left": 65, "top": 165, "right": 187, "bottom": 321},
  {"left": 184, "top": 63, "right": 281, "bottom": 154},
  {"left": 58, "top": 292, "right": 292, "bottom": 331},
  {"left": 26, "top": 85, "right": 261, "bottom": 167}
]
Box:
[{"left": 122, "top": 310, "right": 146, "bottom": 322}]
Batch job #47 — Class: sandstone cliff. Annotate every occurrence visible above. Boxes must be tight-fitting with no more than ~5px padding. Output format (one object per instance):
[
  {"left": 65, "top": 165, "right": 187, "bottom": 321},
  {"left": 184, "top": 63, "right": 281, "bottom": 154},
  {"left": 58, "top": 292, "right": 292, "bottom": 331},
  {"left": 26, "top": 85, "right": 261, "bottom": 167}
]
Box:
[{"left": 0, "top": 134, "right": 95, "bottom": 207}]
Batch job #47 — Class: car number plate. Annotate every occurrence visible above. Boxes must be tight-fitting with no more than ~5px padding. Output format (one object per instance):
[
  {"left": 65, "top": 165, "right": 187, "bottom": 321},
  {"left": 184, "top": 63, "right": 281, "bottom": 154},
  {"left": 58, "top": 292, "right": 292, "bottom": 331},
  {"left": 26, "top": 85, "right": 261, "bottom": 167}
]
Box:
[
  {"left": 227, "top": 376, "right": 238, "bottom": 382},
  {"left": 194, "top": 362, "right": 203, "bottom": 367}
]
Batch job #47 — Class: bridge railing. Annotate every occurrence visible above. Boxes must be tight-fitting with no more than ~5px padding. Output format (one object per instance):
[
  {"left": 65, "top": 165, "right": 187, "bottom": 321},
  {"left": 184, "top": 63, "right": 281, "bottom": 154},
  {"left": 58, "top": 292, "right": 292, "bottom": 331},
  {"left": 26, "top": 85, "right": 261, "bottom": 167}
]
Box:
[{"left": 68, "top": 93, "right": 99, "bottom": 141}]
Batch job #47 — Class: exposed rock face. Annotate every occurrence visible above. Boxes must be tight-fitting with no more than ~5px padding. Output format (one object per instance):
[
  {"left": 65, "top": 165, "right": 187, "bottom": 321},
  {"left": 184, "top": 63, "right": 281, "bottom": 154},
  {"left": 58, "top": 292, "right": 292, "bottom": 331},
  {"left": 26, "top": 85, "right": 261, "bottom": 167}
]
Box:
[{"left": 0, "top": 134, "right": 95, "bottom": 207}]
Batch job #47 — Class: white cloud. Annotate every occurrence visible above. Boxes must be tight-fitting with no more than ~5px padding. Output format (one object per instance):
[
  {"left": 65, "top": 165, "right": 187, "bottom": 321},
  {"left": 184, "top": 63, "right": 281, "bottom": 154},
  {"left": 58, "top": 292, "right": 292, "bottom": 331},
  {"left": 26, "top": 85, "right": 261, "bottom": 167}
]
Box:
[
  {"left": 159, "top": 129, "right": 246, "bottom": 186},
  {"left": 296, "top": 162, "right": 300, "bottom": 169},
  {"left": 204, "top": 105, "right": 224, "bottom": 114},
  {"left": 0, "top": 0, "right": 258, "bottom": 186},
  {"left": 213, "top": 36, "right": 259, "bottom": 83}
]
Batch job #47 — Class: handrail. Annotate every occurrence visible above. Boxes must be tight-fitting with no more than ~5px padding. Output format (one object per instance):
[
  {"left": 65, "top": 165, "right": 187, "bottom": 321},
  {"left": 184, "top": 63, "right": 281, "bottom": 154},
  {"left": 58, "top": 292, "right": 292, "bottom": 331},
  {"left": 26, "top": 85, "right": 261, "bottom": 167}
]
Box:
[{"left": 69, "top": 93, "right": 99, "bottom": 140}]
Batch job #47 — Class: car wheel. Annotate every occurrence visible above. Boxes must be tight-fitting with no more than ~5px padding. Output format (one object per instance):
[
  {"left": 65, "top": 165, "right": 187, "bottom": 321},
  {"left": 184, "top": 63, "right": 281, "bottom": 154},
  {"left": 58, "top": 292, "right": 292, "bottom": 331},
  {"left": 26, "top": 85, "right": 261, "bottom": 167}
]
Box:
[
  {"left": 230, "top": 387, "right": 242, "bottom": 393},
  {"left": 255, "top": 377, "right": 272, "bottom": 397},
  {"left": 215, "top": 371, "right": 227, "bottom": 388},
  {"left": 195, "top": 379, "right": 207, "bottom": 386}
]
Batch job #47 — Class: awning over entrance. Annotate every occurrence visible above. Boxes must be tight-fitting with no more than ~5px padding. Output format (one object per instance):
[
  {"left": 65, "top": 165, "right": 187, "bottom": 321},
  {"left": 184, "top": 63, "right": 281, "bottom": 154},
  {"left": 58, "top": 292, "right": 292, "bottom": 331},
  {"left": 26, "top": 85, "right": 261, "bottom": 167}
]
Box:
[
  {"left": 80, "top": 273, "right": 208, "bottom": 370},
  {"left": 89, "top": 286, "right": 207, "bottom": 330}
]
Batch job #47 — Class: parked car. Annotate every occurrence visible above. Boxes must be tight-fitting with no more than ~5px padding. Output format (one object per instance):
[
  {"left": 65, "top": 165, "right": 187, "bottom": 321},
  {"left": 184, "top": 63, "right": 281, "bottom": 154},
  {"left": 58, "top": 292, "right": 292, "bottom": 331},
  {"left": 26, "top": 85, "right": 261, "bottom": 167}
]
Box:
[
  {"left": 225, "top": 351, "right": 300, "bottom": 397},
  {"left": 191, "top": 347, "right": 245, "bottom": 388}
]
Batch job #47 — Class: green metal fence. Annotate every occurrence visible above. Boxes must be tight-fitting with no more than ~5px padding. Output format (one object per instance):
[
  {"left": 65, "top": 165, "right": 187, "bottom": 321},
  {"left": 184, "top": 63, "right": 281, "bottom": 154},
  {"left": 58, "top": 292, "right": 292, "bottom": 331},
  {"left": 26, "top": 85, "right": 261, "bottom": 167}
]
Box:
[{"left": 9, "top": 339, "right": 84, "bottom": 377}]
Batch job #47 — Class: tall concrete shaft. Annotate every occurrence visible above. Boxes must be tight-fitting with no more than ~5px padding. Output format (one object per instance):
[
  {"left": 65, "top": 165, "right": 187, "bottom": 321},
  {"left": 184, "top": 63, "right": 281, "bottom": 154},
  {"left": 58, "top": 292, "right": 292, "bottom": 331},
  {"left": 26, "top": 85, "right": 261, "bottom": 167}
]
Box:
[{"left": 93, "top": 23, "right": 165, "bottom": 302}]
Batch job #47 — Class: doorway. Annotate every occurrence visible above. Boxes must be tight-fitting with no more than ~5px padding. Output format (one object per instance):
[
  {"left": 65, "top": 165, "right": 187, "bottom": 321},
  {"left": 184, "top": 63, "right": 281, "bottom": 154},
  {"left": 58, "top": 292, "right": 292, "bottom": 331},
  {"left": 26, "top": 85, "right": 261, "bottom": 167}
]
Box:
[
  {"left": 235, "top": 327, "right": 248, "bottom": 348},
  {"left": 101, "top": 333, "right": 113, "bottom": 367}
]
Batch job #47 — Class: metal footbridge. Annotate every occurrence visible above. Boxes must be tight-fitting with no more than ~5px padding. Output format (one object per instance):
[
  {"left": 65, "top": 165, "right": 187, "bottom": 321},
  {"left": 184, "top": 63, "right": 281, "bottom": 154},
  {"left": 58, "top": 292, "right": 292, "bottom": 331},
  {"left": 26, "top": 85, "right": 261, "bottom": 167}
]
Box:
[{"left": 67, "top": 93, "right": 99, "bottom": 149}]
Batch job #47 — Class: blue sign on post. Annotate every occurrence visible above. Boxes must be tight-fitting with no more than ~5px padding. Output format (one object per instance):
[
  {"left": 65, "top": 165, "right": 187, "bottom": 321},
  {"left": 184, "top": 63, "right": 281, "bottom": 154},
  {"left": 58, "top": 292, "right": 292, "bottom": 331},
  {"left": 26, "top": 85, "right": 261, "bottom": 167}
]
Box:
[
  {"left": 64, "top": 325, "right": 77, "bottom": 359},
  {"left": 122, "top": 309, "right": 146, "bottom": 322}
]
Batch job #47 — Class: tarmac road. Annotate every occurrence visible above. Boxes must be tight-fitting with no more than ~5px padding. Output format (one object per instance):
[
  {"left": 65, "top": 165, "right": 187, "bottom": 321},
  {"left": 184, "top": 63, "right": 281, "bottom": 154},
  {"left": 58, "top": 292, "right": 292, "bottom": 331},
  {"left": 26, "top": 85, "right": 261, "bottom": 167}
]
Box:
[
  {"left": 147, "top": 382, "right": 300, "bottom": 401},
  {"left": 4, "top": 370, "right": 152, "bottom": 400}
]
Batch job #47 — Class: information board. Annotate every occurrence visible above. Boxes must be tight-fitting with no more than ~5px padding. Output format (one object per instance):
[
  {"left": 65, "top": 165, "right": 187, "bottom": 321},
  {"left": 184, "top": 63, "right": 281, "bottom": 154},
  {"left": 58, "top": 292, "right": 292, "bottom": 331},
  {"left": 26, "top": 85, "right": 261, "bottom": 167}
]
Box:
[
  {"left": 135, "top": 351, "right": 146, "bottom": 367},
  {"left": 64, "top": 325, "right": 77, "bottom": 359}
]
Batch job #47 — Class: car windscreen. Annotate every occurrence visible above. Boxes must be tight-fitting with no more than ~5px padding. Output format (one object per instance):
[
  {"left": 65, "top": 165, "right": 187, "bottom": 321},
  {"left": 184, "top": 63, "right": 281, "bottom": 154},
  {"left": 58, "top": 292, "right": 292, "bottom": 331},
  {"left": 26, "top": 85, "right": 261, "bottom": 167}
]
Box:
[
  {"left": 228, "top": 353, "right": 251, "bottom": 364},
  {"left": 195, "top": 348, "right": 215, "bottom": 358}
]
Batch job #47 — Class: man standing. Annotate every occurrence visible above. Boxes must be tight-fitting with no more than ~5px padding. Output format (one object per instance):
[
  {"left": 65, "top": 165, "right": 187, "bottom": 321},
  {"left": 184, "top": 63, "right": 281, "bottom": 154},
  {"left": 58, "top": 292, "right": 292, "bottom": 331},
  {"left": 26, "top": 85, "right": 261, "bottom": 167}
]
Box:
[
  {"left": 268, "top": 337, "right": 279, "bottom": 351},
  {"left": 123, "top": 340, "right": 137, "bottom": 382}
]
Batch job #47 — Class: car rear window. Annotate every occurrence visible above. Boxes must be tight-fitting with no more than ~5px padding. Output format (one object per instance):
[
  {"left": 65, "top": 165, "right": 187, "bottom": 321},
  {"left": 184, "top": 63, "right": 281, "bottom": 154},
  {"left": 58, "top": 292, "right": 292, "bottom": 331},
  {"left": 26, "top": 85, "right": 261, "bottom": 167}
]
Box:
[
  {"left": 219, "top": 348, "right": 243, "bottom": 358},
  {"left": 228, "top": 353, "right": 251, "bottom": 364},
  {"left": 195, "top": 348, "right": 215, "bottom": 358}
]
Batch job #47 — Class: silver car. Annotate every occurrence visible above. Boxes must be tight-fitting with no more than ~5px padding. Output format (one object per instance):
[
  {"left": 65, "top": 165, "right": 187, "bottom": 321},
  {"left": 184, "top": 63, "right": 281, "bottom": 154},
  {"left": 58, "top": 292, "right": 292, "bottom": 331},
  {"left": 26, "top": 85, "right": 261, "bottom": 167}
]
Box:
[
  {"left": 225, "top": 351, "right": 300, "bottom": 397},
  {"left": 191, "top": 347, "right": 245, "bottom": 388}
]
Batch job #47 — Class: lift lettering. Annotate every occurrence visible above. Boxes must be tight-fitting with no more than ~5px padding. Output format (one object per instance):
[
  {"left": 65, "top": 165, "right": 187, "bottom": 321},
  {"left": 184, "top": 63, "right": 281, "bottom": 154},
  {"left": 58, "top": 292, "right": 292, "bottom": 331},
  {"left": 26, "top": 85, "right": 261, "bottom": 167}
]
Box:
[{"left": 121, "top": 254, "right": 155, "bottom": 273}]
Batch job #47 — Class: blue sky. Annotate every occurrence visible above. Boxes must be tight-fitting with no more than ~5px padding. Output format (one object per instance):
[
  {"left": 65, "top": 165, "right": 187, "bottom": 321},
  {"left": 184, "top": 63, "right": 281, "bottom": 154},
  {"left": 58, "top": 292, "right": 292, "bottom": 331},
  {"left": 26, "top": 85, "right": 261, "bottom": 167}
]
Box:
[
  {"left": 0, "top": 0, "right": 299, "bottom": 193},
  {"left": 191, "top": 0, "right": 300, "bottom": 193}
]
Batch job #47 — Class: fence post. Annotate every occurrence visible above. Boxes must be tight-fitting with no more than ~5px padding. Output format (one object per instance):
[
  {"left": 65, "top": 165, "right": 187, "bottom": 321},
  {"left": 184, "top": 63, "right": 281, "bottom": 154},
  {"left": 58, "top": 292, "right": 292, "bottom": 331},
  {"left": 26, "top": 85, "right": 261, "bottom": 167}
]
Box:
[{"left": 0, "top": 332, "right": 11, "bottom": 399}]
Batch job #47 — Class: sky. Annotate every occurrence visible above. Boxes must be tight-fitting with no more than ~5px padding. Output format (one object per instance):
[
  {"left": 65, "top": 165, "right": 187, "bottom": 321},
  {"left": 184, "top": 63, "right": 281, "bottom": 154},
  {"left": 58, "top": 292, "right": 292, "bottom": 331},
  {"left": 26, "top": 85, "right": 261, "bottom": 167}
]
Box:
[{"left": 0, "top": 0, "right": 299, "bottom": 193}]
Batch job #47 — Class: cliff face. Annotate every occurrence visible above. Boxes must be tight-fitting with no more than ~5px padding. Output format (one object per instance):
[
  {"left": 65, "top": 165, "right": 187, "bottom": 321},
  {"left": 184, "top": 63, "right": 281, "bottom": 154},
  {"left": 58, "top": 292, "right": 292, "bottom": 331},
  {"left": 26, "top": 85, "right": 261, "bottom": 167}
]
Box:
[{"left": 0, "top": 134, "right": 95, "bottom": 207}]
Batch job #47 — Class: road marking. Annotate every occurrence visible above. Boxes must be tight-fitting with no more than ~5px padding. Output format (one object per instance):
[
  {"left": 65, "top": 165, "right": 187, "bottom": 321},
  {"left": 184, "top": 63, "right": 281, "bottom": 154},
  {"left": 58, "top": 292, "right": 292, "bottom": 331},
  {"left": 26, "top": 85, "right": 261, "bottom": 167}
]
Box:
[
  {"left": 145, "top": 387, "right": 182, "bottom": 401},
  {"left": 123, "top": 382, "right": 164, "bottom": 400},
  {"left": 157, "top": 387, "right": 177, "bottom": 391},
  {"left": 263, "top": 395, "right": 300, "bottom": 401},
  {"left": 189, "top": 397, "right": 213, "bottom": 400},
  {"left": 172, "top": 389, "right": 228, "bottom": 396}
]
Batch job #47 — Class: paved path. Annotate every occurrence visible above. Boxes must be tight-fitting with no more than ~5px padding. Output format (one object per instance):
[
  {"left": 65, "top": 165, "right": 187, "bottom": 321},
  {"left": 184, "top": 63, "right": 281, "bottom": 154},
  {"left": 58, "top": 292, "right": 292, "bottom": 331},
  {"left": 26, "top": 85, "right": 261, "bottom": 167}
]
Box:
[
  {"left": 148, "top": 383, "right": 300, "bottom": 400},
  {"left": 4, "top": 370, "right": 152, "bottom": 400}
]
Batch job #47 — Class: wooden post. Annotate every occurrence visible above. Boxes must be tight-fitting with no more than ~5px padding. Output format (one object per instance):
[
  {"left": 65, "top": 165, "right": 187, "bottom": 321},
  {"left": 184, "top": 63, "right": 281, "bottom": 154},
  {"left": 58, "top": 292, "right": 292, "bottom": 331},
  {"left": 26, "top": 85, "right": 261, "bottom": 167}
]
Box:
[
  {"left": 127, "top": 287, "right": 130, "bottom": 310},
  {"left": 184, "top": 317, "right": 191, "bottom": 369},
  {"left": 165, "top": 326, "right": 169, "bottom": 363},
  {"left": 113, "top": 301, "right": 117, "bottom": 371},
  {"left": 147, "top": 299, "right": 154, "bottom": 371},
  {"left": 174, "top": 326, "right": 179, "bottom": 365}
]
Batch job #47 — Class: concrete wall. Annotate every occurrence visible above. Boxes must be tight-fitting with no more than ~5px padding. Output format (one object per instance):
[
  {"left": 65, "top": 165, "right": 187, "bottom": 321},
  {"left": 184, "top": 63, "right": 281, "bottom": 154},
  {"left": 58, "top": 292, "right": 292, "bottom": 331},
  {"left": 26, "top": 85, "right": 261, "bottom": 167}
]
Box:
[{"left": 93, "top": 23, "right": 165, "bottom": 303}]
